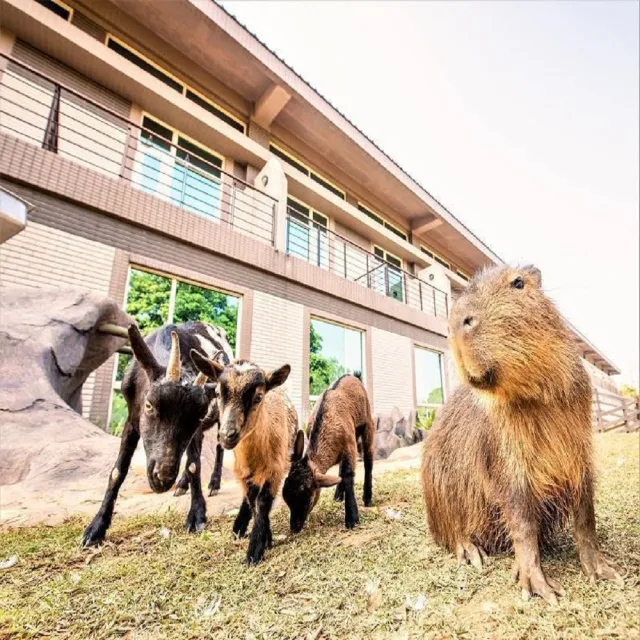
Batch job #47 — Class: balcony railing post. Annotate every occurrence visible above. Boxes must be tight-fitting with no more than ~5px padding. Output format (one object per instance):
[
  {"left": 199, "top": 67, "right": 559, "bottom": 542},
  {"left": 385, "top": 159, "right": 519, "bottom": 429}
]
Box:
[
  {"left": 403, "top": 273, "right": 408, "bottom": 305},
  {"left": 42, "top": 84, "right": 61, "bottom": 153},
  {"left": 445, "top": 292, "right": 449, "bottom": 318},
  {"left": 432, "top": 287, "right": 437, "bottom": 316},
  {"left": 419, "top": 281, "right": 424, "bottom": 311},
  {"left": 343, "top": 242, "right": 347, "bottom": 279}
]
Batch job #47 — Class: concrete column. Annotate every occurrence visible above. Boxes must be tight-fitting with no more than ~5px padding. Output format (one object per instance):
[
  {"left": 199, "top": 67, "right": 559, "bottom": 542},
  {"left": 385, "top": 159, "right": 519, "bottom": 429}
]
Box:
[{"left": 253, "top": 157, "right": 288, "bottom": 251}]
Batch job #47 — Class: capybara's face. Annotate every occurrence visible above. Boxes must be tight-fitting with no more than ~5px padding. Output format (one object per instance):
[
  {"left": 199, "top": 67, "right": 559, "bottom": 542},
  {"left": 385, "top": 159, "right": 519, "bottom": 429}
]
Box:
[
  {"left": 140, "top": 382, "right": 215, "bottom": 492},
  {"left": 449, "top": 265, "right": 571, "bottom": 401}
]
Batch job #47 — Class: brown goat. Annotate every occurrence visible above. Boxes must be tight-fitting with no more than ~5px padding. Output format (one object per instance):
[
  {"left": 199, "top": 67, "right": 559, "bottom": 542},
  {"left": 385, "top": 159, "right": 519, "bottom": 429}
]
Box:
[
  {"left": 283, "top": 374, "right": 375, "bottom": 532},
  {"left": 191, "top": 353, "right": 298, "bottom": 565},
  {"left": 421, "top": 265, "right": 624, "bottom": 604}
]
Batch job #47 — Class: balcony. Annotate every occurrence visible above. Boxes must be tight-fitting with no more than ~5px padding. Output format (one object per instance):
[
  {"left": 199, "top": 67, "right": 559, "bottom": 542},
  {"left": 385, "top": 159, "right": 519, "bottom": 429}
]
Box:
[{"left": 0, "top": 53, "right": 449, "bottom": 319}]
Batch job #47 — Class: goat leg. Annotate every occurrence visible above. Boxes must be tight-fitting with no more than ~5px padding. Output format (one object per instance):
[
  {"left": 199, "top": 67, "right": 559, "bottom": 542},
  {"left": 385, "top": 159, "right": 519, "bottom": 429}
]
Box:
[
  {"left": 82, "top": 421, "right": 139, "bottom": 547},
  {"left": 361, "top": 418, "right": 375, "bottom": 507},
  {"left": 342, "top": 457, "right": 359, "bottom": 530},
  {"left": 208, "top": 442, "right": 225, "bottom": 496},
  {"left": 334, "top": 459, "right": 346, "bottom": 502},
  {"left": 246, "top": 481, "right": 274, "bottom": 566},
  {"left": 185, "top": 428, "right": 207, "bottom": 533},
  {"left": 174, "top": 468, "right": 190, "bottom": 497}
]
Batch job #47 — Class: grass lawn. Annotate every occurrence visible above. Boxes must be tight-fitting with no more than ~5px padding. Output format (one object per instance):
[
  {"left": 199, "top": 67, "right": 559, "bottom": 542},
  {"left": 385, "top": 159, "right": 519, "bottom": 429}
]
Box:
[{"left": 0, "top": 433, "right": 638, "bottom": 639}]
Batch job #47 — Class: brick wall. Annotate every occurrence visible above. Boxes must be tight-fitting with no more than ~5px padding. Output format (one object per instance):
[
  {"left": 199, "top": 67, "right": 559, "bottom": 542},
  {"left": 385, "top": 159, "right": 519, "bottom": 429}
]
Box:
[
  {"left": 250, "top": 290, "right": 305, "bottom": 419},
  {"left": 370, "top": 327, "right": 415, "bottom": 416},
  {"left": 0, "top": 221, "right": 115, "bottom": 417}
]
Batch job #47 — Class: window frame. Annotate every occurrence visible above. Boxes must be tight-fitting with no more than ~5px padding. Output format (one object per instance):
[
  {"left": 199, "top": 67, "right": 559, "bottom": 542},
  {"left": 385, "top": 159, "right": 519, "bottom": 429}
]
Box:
[
  {"left": 269, "top": 142, "right": 346, "bottom": 200},
  {"left": 372, "top": 244, "right": 403, "bottom": 269},
  {"left": 413, "top": 345, "right": 446, "bottom": 408},
  {"left": 358, "top": 202, "right": 408, "bottom": 241},
  {"left": 420, "top": 244, "right": 451, "bottom": 270},
  {"left": 105, "top": 34, "right": 246, "bottom": 134},
  {"left": 456, "top": 269, "right": 471, "bottom": 282},
  {"left": 135, "top": 112, "right": 226, "bottom": 206},
  {"left": 107, "top": 265, "right": 243, "bottom": 427},
  {"left": 35, "top": 0, "right": 74, "bottom": 21},
  {"left": 308, "top": 315, "right": 366, "bottom": 404}
]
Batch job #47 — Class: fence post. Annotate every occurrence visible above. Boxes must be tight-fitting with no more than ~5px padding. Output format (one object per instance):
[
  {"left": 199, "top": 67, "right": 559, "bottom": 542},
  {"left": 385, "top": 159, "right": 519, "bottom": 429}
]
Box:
[
  {"left": 621, "top": 394, "right": 629, "bottom": 431},
  {"left": 593, "top": 387, "right": 602, "bottom": 432}
]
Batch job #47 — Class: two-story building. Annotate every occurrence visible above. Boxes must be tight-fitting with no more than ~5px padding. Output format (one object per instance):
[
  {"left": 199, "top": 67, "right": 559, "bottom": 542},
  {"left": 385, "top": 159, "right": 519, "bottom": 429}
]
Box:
[{"left": 0, "top": 0, "right": 620, "bottom": 431}]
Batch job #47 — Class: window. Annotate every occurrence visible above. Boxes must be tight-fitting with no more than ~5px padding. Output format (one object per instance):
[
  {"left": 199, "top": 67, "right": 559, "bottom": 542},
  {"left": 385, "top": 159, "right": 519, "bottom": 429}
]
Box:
[
  {"left": 414, "top": 347, "right": 444, "bottom": 407},
  {"left": 286, "top": 197, "right": 329, "bottom": 269},
  {"left": 420, "top": 245, "right": 451, "bottom": 270},
  {"left": 358, "top": 203, "right": 408, "bottom": 241},
  {"left": 269, "top": 143, "right": 346, "bottom": 200},
  {"left": 106, "top": 35, "right": 246, "bottom": 133},
  {"left": 309, "top": 318, "right": 364, "bottom": 405},
  {"left": 109, "top": 267, "right": 241, "bottom": 434},
  {"left": 35, "top": 0, "right": 73, "bottom": 21},
  {"left": 456, "top": 269, "right": 470, "bottom": 282},
  {"left": 372, "top": 246, "right": 404, "bottom": 302},
  {"left": 134, "top": 114, "right": 223, "bottom": 220}
]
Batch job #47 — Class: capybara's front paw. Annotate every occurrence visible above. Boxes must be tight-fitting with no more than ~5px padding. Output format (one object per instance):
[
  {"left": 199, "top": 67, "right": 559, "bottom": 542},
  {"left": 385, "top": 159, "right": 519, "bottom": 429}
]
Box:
[
  {"left": 456, "top": 541, "right": 490, "bottom": 571},
  {"left": 82, "top": 517, "right": 108, "bottom": 548},
  {"left": 579, "top": 546, "right": 625, "bottom": 587},
  {"left": 511, "top": 560, "right": 565, "bottom": 605}
]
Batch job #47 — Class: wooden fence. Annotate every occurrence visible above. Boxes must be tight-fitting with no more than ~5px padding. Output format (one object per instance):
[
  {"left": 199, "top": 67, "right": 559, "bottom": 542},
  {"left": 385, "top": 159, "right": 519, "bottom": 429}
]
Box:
[{"left": 593, "top": 389, "right": 640, "bottom": 432}]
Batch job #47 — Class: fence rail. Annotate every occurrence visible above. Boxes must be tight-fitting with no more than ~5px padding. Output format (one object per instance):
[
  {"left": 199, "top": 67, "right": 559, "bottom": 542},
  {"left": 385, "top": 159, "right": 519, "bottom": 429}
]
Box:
[
  {"left": 592, "top": 388, "right": 640, "bottom": 432},
  {"left": 0, "top": 53, "right": 449, "bottom": 318},
  {"left": 285, "top": 212, "right": 449, "bottom": 317},
  {"left": 0, "top": 54, "right": 276, "bottom": 245}
]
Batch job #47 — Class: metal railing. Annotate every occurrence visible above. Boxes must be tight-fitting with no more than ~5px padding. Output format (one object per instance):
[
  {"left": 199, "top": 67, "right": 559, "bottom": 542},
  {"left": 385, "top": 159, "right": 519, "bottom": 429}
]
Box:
[
  {"left": 0, "top": 54, "right": 277, "bottom": 245},
  {"left": 286, "top": 211, "right": 449, "bottom": 317},
  {"left": 0, "top": 53, "right": 449, "bottom": 318}
]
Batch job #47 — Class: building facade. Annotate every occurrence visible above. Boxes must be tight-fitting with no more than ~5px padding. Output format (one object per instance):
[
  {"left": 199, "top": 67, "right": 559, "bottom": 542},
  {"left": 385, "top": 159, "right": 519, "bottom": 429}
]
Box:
[{"left": 0, "top": 0, "right": 619, "bottom": 430}]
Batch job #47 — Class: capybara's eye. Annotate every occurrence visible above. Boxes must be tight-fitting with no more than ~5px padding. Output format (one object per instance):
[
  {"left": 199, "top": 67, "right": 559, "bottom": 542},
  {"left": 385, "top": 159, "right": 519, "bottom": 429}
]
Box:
[{"left": 511, "top": 276, "right": 525, "bottom": 289}]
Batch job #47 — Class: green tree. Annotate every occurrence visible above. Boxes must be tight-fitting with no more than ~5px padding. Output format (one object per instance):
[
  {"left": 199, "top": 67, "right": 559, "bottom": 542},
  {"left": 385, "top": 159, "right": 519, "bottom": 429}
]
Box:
[
  {"left": 309, "top": 324, "right": 345, "bottom": 396},
  {"left": 620, "top": 384, "right": 639, "bottom": 398},
  {"left": 427, "top": 387, "right": 443, "bottom": 405},
  {"left": 126, "top": 270, "right": 172, "bottom": 334}
]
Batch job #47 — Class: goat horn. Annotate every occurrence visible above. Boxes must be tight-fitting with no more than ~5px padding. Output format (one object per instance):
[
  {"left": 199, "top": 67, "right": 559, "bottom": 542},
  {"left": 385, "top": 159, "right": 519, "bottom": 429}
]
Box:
[
  {"left": 165, "top": 331, "right": 181, "bottom": 382},
  {"left": 212, "top": 349, "right": 224, "bottom": 363},
  {"left": 193, "top": 372, "right": 207, "bottom": 387}
]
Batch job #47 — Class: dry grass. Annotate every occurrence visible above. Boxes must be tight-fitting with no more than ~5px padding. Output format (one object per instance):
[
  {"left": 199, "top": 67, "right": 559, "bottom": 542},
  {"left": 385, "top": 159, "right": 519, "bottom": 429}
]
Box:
[{"left": 1, "top": 433, "right": 638, "bottom": 639}]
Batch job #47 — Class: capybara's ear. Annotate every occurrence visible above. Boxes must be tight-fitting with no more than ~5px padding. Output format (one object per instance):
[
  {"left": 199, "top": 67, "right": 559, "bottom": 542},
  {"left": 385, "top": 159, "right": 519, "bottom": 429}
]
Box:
[
  {"left": 265, "top": 364, "right": 291, "bottom": 391},
  {"left": 315, "top": 473, "right": 341, "bottom": 488},
  {"left": 524, "top": 265, "right": 542, "bottom": 287},
  {"left": 293, "top": 429, "right": 305, "bottom": 461}
]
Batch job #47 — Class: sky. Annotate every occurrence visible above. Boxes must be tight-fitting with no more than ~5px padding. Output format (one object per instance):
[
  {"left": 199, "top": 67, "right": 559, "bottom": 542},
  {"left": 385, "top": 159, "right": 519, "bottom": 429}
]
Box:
[{"left": 221, "top": 0, "right": 640, "bottom": 387}]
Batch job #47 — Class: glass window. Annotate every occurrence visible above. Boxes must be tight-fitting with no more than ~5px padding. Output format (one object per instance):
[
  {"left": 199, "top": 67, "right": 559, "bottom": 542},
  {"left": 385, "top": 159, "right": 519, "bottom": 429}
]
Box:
[
  {"left": 358, "top": 203, "right": 407, "bottom": 240},
  {"left": 414, "top": 347, "right": 444, "bottom": 406},
  {"left": 309, "top": 318, "right": 363, "bottom": 404},
  {"left": 108, "top": 267, "right": 240, "bottom": 433},
  {"left": 286, "top": 198, "right": 329, "bottom": 269},
  {"left": 35, "top": 0, "right": 72, "bottom": 20},
  {"left": 185, "top": 89, "right": 245, "bottom": 134},
  {"left": 372, "top": 246, "right": 404, "bottom": 302}
]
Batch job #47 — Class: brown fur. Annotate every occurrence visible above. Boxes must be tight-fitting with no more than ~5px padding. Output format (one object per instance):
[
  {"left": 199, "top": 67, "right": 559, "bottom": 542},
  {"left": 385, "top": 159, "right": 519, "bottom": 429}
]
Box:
[
  {"left": 283, "top": 375, "right": 375, "bottom": 532},
  {"left": 421, "top": 265, "right": 622, "bottom": 602}
]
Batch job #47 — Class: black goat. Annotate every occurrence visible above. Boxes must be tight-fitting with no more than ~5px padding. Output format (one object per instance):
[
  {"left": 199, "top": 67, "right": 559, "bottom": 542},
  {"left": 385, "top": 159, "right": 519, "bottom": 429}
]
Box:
[{"left": 82, "top": 321, "right": 233, "bottom": 547}]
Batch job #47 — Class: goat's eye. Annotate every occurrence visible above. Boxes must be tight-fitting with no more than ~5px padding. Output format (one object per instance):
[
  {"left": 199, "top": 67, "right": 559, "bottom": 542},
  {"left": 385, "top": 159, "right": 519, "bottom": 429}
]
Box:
[
  {"left": 253, "top": 393, "right": 263, "bottom": 405},
  {"left": 144, "top": 401, "right": 154, "bottom": 414},
  {"left": 511, "top": 276, "right": 525, "bottom": 290}
]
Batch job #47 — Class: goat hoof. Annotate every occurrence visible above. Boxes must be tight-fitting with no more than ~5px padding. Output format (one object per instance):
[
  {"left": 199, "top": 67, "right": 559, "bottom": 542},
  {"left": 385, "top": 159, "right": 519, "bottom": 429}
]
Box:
[
  {"left": 185, "top": 507, "right": 207, "bottom": 533},
  {"left": 82, "top": 520, "right": 107, "bottom": 548},
  {"left": 345, "top": 517, "right": 359, "bottom": 530},
  {"left": 174, "top": 486, "right": 188, "bottom": 497},
  {"left": 208, "top": 488, "right": 219, "bottom": 497}
]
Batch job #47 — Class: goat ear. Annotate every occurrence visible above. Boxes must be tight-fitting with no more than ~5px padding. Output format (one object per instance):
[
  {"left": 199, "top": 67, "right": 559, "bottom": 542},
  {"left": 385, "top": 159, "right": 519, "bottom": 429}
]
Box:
[
  {"left": 190, "top": 349, "right": 224, "bottom": 382},
  {"left": 265, "top": 364, "right": 290, "bottom": 391},
  {"left": 315, "top": 473, "right": 341, "bottom": 488},
  {"left": 128, "top": 324, "right": 162, "bottom": 381},
  {"left": 292, "top": 429, "right": 305, "bottom": 461}
]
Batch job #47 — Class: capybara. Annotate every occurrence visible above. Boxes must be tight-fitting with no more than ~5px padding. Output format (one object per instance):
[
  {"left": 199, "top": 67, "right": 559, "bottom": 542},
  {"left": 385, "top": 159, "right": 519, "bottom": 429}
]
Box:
[
  {"left": 421, "top": 265, "right": 624, "bottom": 604},
  {"left": 283, "top": 373, "right": 375, "bottom": 532}
]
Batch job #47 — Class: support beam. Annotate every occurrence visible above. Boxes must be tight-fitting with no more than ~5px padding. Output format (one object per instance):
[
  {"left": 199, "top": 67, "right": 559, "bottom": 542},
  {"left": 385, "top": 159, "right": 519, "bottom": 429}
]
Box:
[
  {"left": 252, "top": 83, "right": 291, "bottom": 129},
  {"left": 411, "top": 213, "right": 443, "bottom": 235}
]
